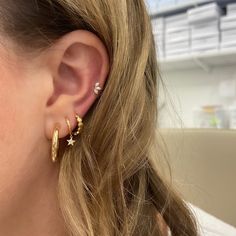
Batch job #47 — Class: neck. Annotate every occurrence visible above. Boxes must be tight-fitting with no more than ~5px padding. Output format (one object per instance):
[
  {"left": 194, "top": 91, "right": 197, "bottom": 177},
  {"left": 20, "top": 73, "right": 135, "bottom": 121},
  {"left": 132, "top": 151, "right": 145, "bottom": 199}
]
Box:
[{"left": 0, "top": 156, "right": 68, "bottom": 236}]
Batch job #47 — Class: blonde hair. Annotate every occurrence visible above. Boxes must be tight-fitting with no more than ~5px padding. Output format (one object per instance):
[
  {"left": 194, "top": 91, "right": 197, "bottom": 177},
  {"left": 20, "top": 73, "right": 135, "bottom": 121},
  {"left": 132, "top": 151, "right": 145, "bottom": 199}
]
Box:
[{"left": 0, "top": 0, "right": 198, "bottom": 235}]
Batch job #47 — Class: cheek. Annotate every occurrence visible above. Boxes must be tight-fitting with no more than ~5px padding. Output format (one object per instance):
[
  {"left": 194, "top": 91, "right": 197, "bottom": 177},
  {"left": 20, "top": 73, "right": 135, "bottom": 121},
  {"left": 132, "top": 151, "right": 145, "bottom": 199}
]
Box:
[
  {"left": 0, "top": 85, "right": 43, "bottom": 160},
  {"left": 0, "top": 63, "right": 47, "bottom": 217},
  {"left": 0, "top": 54, "right": 46, "bottom": 163},
  {"left": 0, "top": 72, "right": 34, "bottom": 183},
  {"left": 0, "top": 77, "right": 22, "bottom": 157},
  {"left": 0, "top": 75, "right": 27, "bottom": 212}
]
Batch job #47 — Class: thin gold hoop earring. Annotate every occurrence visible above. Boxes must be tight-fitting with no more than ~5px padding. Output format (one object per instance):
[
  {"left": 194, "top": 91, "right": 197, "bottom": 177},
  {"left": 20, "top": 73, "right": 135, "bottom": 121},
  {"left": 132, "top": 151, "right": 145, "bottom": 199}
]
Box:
[
  {"left": 66, "top": 118, "right": 76, "bottom": 146},
  {"left": 51, "top": 127, "right": 59, "bottom": 163}
]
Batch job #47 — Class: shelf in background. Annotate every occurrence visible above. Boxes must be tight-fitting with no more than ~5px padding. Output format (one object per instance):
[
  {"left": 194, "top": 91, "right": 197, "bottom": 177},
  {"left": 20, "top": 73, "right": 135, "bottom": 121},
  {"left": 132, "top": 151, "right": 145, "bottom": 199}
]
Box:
[
  {"left": 159, "top": 49, "right": 236, "bottom": 71},
  {"left": 150, "top": 0, "right": 235, "bottom": 18},
  {"left": 150, "top": 0, "right": 213, "bottom": 17}
]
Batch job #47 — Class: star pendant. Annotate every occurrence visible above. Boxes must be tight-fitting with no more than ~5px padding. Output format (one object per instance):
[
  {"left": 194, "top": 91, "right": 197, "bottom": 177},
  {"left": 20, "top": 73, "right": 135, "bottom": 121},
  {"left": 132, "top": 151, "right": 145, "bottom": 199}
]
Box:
[{"left": 67, "top": 137, "right": 76, "bottom": 146}]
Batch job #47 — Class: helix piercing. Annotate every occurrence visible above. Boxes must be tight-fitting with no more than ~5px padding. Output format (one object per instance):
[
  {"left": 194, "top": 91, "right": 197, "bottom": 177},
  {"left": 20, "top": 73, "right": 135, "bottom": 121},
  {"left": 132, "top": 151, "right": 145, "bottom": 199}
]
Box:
[{"left": 94, "top": 82, "right": 102, "bottom": 95}]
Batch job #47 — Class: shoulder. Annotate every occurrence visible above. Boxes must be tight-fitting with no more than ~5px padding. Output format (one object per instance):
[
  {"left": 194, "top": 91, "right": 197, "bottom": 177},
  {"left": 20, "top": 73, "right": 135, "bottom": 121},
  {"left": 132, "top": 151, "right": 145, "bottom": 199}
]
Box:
[{"left": 187, "top": 203, "right": 236, "bottom": 236}]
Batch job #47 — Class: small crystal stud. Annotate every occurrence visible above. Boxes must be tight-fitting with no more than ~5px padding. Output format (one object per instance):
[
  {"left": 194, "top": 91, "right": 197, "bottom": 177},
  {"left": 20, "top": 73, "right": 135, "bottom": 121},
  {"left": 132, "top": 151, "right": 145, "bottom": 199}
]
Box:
[{"left": 94, "top": 82, "right": 102, "bottom": 95}]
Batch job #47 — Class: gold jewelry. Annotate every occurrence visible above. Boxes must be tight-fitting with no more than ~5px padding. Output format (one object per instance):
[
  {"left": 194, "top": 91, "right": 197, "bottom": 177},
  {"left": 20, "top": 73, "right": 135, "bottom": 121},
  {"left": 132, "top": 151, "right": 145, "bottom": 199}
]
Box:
[
  {"left": 73, "top": 114, "right": 83, "bottom": 136},
  {"left": 51, "top": 127, "right": 59, "bottom": 163},
  {"left": 66, "top": 118, "right": 76, "bottom": 146}
]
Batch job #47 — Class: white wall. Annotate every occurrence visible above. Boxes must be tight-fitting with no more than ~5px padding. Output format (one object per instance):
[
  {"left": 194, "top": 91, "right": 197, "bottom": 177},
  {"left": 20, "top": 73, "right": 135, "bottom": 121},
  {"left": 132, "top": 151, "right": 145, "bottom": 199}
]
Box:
[{"left": 158, "top": 65, "right": 236, "bottom": 128}]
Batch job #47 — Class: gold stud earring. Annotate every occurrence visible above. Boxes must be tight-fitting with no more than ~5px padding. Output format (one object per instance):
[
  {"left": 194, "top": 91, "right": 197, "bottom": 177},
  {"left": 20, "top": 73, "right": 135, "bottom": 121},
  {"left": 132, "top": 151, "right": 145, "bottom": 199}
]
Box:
[
  {"left": 51, "top": 126, "right": 59, "bottom": 163},
  {"left": 65, "top": 118, "right": 76, "bottom": 146},
  {"left": 73, "top": 114, "right": 83, "bottom": 136}
]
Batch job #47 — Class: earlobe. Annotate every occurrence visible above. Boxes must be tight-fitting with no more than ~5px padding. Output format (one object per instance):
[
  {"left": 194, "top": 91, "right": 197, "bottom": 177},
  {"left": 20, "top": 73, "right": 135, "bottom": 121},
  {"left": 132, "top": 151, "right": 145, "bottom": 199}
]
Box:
[{"left": 44, "top": 30, "right": 110, "bottom": 140}]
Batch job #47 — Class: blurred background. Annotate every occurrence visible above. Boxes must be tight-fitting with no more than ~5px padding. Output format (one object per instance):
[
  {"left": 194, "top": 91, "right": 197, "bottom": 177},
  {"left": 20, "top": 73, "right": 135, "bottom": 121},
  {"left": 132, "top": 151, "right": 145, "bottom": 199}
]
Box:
[{"left": 145, "top": 0, "right": 236, "bottom": 231}]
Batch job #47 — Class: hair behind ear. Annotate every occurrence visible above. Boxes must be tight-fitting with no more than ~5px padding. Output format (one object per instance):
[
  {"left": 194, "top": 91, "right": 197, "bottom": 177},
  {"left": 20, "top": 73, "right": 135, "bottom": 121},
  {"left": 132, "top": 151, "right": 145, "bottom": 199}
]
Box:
[{"left": 0, "top": 0, "right": 198, "bottom": 235}]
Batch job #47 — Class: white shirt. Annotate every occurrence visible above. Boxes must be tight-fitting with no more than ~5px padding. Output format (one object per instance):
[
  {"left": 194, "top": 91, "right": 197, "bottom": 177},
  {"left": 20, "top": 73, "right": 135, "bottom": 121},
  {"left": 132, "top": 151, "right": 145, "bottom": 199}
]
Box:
[
  {"left": 188, "top": 203, "right": 236, "bottom": 236},
  {"left": 167, "top": 203, "right": 236, "bottom": 236}
]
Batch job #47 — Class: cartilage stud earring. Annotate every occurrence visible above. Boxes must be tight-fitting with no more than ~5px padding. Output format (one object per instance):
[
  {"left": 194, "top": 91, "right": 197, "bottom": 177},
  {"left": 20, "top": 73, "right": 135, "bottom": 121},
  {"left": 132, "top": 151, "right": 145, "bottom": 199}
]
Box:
[{"left": 94, "top": 82, "right": 102, "bottom": 95}]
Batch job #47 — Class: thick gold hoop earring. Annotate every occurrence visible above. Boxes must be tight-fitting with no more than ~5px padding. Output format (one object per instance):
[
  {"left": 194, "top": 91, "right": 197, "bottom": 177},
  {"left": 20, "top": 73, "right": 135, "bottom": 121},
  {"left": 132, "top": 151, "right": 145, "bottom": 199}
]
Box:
[{"left": 51, "top": 127, "right": 59, "bottom": 163}]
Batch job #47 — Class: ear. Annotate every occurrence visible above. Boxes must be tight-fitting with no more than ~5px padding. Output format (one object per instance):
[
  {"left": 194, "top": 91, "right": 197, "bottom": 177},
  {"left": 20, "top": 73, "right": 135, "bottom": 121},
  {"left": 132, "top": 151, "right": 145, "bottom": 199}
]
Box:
[{"left": 43, "top": 30, "right": 110, "bottom": 140}]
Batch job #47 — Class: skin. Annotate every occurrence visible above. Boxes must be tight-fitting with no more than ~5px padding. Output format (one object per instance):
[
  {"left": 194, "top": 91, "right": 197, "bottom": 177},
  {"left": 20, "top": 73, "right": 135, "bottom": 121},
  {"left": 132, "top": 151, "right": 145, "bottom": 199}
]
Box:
[{"left": 0, "top": 30, "right": 110, "bottom": 236}]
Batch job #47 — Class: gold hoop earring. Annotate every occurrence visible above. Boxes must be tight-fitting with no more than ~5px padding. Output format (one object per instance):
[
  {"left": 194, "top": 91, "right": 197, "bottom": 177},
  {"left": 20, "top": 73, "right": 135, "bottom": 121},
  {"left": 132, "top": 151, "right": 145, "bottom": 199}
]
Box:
[
  {"left": 73, "top": 114, "right": 83, "bottom": 136},
  {"left": 51, "top": 127, "right": 59, "bottom": 163},
  {"left": 66, "top": 118, "right": 76, "bottom": 146}
]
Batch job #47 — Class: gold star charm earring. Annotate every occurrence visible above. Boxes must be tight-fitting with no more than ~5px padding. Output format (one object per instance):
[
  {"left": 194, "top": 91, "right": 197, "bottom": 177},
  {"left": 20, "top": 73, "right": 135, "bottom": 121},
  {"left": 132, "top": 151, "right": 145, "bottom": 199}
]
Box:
[{"left": 65, "top": 117, "right": 76, "bottom": 146}]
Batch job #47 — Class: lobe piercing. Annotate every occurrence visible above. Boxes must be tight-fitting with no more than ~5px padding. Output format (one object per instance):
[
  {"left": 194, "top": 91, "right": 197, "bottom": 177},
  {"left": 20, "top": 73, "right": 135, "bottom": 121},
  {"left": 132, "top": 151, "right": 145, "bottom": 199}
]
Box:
[{"left": 65, "top": 118, "right": 76, "bottom": 146}]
